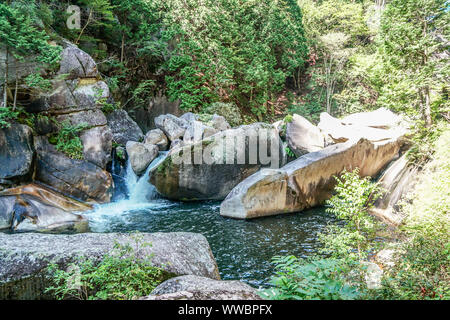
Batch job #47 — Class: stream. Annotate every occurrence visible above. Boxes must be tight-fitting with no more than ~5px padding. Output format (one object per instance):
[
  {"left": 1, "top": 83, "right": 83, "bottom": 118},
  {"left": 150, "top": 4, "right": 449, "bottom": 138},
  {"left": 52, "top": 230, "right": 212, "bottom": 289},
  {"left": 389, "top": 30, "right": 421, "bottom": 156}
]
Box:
[{"left": 85, "top": 152, "right": 336, "bottom": 287}]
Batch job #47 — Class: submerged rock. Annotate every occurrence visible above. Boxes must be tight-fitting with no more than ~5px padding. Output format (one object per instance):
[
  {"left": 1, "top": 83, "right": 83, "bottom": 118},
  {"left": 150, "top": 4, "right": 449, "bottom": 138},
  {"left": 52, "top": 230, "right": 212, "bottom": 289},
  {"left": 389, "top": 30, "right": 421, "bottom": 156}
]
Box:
[
  {"left": 0, "top": 184, "right": 90, "bottom": 233},
  {"left": 34, "top": 136, "right": 113, "bottom": 203},
  {"left": 286, "top": 114, "right": 325, "bottom": 156},
  {"left": 220, "top": 137, "right": 404, "bottom": 219},
  {"left": 141, "top": 275, "right": 261, "bottom": 300},
  {"left": 0, "top": 232, "right": 220, "bottom": 299},
  {"left": 0, "top": 124, "right": 35, "bottom": 185},
  {"left": 150, "top": 123, "right": 285, "bottom": 201}
]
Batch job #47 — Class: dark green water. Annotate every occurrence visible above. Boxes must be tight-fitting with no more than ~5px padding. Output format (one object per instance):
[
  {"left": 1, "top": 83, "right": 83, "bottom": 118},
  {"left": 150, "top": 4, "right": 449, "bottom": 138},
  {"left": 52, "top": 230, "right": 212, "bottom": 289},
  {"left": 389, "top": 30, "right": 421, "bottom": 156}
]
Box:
[{"left": 86, "top": 199, "right": 335, "bottom": 287}]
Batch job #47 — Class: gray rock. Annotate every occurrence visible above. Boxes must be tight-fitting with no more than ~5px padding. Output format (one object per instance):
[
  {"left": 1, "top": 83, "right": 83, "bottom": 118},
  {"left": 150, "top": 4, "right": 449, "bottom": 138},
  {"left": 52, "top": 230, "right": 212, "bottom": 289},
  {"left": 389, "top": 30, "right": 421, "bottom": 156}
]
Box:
[
  {"left": 169, "top": 139, "right": 184, "bottom": 152},
  {"left": 0, "top": 232, "right": 220, "bottom": 299},
  {"left": 58, "top": 45, "right": 98, "bottom": 79},
  {"left": 155, "top": 114, "right": 189, "bottom": 141},
  {"left": 183, "top": 120, "right": 218, "bottom": 144},
  {"left": 0, "top": 124, "right": 35, "bottom": 184},
  {"left": 151, "top": 123, "right": 285, "bottom": 201},
  {"left": 106, "top": 109, "right": 144, "bottom": 146},
  {"left": 286, "top": 114, "right": 325, "bottom": 157},
  {"left": 72, "top": 80, "right": 109, "bottom": 110},
  {"left": 55, "top": 109, "right": 107, "bottom": 127},
  {"left": 144, "top": 129, "right": 169, "bottom": 151},
  {"left": 209, "top": 114, "right": 231, "bottom": 131},
  {"left": 221, "top": 136, "right": 405, "bottom": 219},
  {"left": 80, "top": 126, "right": 113, "bottom": 168},
  {"left": 0, "top": 184, "right": 90, "bottom": 233},
  {"left": 126, "top": 141, "right": 159, "bottom": 175},
  {"left": 34, "top": 136, "right": 113, "bottom": 203},
  {"left": 141, "top": 275, "right": 261, "bottom": 300},
  {"left": 180, "top": 112, "right": 199, "bottom": 124}
]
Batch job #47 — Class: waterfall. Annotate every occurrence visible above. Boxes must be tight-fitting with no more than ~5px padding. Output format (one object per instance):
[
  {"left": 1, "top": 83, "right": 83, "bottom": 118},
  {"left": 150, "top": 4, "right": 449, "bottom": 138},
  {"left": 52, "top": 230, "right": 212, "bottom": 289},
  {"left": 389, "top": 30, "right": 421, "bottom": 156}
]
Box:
[{"left": 85, "top": 151, "right": 170, "bottom": 229}]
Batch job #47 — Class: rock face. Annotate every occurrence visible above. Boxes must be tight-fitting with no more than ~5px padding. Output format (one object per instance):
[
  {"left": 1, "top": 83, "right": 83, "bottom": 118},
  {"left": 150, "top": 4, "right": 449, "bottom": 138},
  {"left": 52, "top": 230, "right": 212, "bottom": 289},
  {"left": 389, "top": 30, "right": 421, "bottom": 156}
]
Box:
[
  {"left": 155, "top": 114, "right": 189, "bottom": 141},
  {"left": 0, "top": 184, "right": 90, "bottom": 233},
  {"left": 221, "top": 137, "right": 404, "bottom": 219},
  {"left": 126, "top": 141, "right": 159, "bottom": 175},
  {"left": 0, "top": 232, "right": 220, "bottom": 299},
  {"left": 80, "top": 126, "right": 113, "bottom": 168},
  {"left": 58, "top": 45, "right": 98, "bottom": 79},
  {"left": 141, "top": 275, "right": 261, "bottom": 300},
  {"left": 150, "top": 123, "right": 285, "bottom": 201},
  {"left": 286, "top": 114, "right": 325, "bottom": 156},
  {"left": 106, "top": 109, "right": 144, "bottom": 146},
  {"left": 0, "top": 124, "right": 35, "bottom": 185},
  {"left": 144, "top": 129, "right": 169, "bottom": 151},
  {"left": 371, "top": 153, "right": 418, "bottom": 225},
  {"left": 34, "top": 137, "right": 113, "bottom": 203}
]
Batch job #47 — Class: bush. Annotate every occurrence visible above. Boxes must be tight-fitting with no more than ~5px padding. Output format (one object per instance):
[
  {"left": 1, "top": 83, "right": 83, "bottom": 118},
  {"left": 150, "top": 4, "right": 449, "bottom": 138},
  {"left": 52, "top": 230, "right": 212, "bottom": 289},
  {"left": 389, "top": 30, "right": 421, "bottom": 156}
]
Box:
[
  {"left": 203, "top": 102, "right": 242, "bottom": 127},
  {"left": 50, "top": 121, "right": 91, "bottom": 160},
  {"left": 259, "top": 255, "right": 362, "bottom": 300},
  {"left": 45, "top": 235, "right": 171, "bottom": 300},
  {"left": 0, "top": 107, "right": 19, "bottom": 129}
]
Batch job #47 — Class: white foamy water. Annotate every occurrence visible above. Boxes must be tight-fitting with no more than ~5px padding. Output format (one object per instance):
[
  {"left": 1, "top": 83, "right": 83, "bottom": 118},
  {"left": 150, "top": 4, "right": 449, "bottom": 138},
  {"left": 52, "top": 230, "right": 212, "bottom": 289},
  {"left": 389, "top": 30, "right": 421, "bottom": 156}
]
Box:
[{"left": 85, "top": 152, "right": 170, "bottom": 231}]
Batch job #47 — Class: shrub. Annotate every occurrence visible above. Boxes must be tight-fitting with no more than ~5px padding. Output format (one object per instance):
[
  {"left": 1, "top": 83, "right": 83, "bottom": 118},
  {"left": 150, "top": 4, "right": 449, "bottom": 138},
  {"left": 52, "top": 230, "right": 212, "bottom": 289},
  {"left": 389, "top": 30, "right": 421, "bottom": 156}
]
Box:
[
  {"left": 45, "top": 235, "right": 171, "bottom": 300},
  {"left": 259, "top": 255, "right": 362, "bottom": 300},
  {"left": 202, "top": 102, "right": 242, "bottom": 127},
  {"left": 51, "top": 121, "right": 91, "bottom": 160},
  {"left": 0, "top": 107, "right": 19, "bottom": 128}
]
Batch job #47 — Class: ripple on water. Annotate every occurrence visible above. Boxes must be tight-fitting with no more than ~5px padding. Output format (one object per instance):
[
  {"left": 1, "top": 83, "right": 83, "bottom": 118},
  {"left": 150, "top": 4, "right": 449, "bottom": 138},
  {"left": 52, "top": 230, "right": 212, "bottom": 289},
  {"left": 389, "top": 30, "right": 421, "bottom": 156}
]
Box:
[{"left": 84, "top": 200, "right": 335, "bottom": 287}]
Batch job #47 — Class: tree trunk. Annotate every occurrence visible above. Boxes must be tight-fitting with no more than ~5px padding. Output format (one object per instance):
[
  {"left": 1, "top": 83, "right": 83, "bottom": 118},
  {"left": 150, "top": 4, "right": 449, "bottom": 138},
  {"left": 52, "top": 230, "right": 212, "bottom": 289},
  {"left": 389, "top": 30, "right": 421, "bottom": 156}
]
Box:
[
  {"left": 424, "top": 86, "right": 432, "bottom": 128},
  {"left": 3, "top": 47, "right": 8, "bottom": 108},
  {"left": 13, "top": 58, "right": 18, "bottom": 111}
]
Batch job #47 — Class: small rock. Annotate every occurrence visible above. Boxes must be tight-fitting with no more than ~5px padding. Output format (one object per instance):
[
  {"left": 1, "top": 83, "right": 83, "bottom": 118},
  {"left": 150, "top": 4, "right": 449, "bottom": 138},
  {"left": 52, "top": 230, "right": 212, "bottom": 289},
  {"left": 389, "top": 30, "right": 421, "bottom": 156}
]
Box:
[
  {"left": 145, "top": 129, "right": 169, "bottom": 151},
  {"left": 155, "top": 114, "right": 188, "bottom": 141},
  {"left": 126, "top": 141, "right": 159, "bottom": 175},
  {"left": 107, "top": 109, "right": 144, "bottom": 146}
]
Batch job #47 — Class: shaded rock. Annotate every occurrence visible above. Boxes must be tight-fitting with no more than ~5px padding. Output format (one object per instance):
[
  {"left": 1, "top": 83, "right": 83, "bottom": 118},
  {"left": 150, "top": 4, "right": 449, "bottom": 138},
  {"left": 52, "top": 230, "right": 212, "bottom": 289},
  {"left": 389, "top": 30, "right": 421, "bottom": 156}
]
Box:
[
  {"left": 34, "top": 136, "right": 113, "bottom": 203},
  {"left": 169, "top": 139, "right": 184, "bottom": 152},
  {"left": 286, "top": 114, "right": 325, "bottom": 157},
  {"left": 80, "top": 126, "right": 113, "bottom": 168},
  {"left": 144, "top": 129, "right": 169, "bottom": 151},
  {"left": 141, "top": 275, "right": 261, "bottom": 300},
  {"left": 155, "top": 114, "right": 189, "bottom": 141},
  {"left": 55, "top": 109, "right": 107, "bottom": 127},
  {"left": 131, "top": 95, "right": 183, "bottom": 133},
  {"left": 0, "top": 232, "right": 220, "bottom": 299},
  {"left": 58, "top": 45, "right": 98, "bottom": 79},
  {"left": 106, "top": 109, "right": 144, "bottom": 146},
  {"left": 150, "top": 123, "right": 285, "bottom": 201},
  {"left": 221, "top": 137, "right": 404, "bottom": 219},
  {"left": 71, "top": 80, "right": 109, "bottom": 110},
  {"left": 0, "top": 46, "right": 44, "bottom": 82},
  {"left": 0, "top": 124, "right": 35, "bottom": 184},
  {"left": 371, "top": 153, "right": 418, "bottom": 226},
  {"left": 126, "top": 141, "right": 159, "bottom": 175},
  {"left": 0, "top": 184, "right": 90, "bottom": 233}
]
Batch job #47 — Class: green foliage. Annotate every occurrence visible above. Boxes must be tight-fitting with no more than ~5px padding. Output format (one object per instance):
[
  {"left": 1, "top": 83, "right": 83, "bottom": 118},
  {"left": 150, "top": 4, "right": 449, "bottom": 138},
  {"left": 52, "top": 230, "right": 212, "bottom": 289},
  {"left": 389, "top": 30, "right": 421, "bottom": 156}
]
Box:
[
  {"left": 45, "top": 235, "right": 170, "bottom": 300},
  {"left": 202, "top": 102, "right": 243, "bottom": 127},
  {"left": 259, "top": 255, "right": 362, "bottom": 300},
  {"left": 51, "top": 121, "right": 90, "bottom": 160},
  {"left": 0, "top": 107, "right": 19, "bottom": 128},
  {"left": 322, "top": 169, "right": 382, "bottom": 261},
  {"left": 24, "top": 73, "right": 52, "bottom": 91},
  {"left": 285, "top": 146, "right": 296, "bottom": 159}
]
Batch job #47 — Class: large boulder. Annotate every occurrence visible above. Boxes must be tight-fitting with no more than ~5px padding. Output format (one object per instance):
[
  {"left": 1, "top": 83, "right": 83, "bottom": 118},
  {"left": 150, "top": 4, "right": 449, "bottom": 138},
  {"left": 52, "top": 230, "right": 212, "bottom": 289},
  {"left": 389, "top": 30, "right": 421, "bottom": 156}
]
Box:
[
  {"left": 106, "top": 109, "right": 144, "bottom": 146},
  {"left": 370, "top": 153, "right": 419, "bottom": 225},
  {"left": 318, "top": 110, "right": 408, "bottom": 144},
  {"left": 34, "top": 136, "right": 113, "bottom": 203},
  {"left": 155, "top": 114, "right": 189, "bottom": 141},
  {"left": 183, "top": 120, "right": 218, "bottom": 144},
  {"left": 0, "top": 232, "right": 220, "bottom": 299},
  {"left": 0, "top": 184, "right": 90, "bottom": 233},
  {"left": 141, "top": 275, "right": 261, "bottom": 300},
  {"left": 150, "top": 123, "right": 285, "bottom": 201},
  {"left": 0, "top": 124, "right": 35, "bottom": 185},
  {"left": 126, "top": 141, "right": 159, "bottom": 175},
  {"left": 144, "top": 129, "right": 169, "bottom": 151},
  {"left": 221, "top": 136, "right": 404, "bottom": 219},
  {"left": 58, "top": 45, "right": 98, "bottom": 79},
  {"left": 286, "top": 114, "right": 325, "bottom": 157},
  {"left": 80, "top": 126, "right": 113, "bottom": 168}
]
